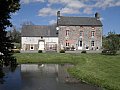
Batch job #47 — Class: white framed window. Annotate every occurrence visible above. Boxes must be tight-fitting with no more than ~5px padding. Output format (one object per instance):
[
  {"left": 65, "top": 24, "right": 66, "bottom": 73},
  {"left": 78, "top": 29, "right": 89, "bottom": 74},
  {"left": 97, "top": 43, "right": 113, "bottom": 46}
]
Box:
[
  {"left": 30, "top": 44, "right": 34, "bottom": 50},
  {"left": 66, "top": 30, "right": 69, "bottom": 36},
  {"left": 66, "top": 41, "right": 69, "bottom": 47},
  {"left": 91, "top": 31, "right": 95, "bottom": 37},
  {"left": 80, "top": 31, "right": 83, "bottom": 37},
  {"left": 78, "top": 41, "right": 82, "bottom": 47},
  {"left": 91, "top": 41, "right": 94, "bottom": 47}
]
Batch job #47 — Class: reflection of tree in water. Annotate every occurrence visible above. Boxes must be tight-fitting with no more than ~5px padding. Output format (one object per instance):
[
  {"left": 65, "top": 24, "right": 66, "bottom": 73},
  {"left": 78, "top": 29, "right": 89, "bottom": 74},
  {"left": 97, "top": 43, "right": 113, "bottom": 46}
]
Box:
[
  {"left": 0, "top": 61, "right": 17, "bottom": 84},
  {"left": 0, "top": 68, "right": 5, "bottom": 84}
]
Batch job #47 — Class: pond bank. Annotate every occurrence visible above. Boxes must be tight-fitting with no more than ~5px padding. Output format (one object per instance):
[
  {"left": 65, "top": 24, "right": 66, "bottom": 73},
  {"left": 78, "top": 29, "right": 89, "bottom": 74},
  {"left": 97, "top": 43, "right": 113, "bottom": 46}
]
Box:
[
  {"left": 0, "top": 64, "right": 102, "bottom": 90},
  {"left": 14, "top": 53, "right": 120, "bottom": 90}
]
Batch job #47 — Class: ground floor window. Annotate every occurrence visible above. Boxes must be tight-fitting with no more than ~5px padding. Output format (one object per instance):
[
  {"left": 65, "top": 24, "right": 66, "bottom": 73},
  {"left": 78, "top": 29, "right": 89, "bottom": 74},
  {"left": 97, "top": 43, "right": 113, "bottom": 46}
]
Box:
[
  {"left": 66, "top": 42, "right": 69, "bottom": 47},
  {"left": 30, "top": 44, "right": 34, "bottom": 50},
  {"left": 91, "top": 41, "right": 94, "bottom": 47},
  {"left": 78, "top": 41, "right": 82, "bottom": 47},
  {"left": 86, "top": 46, "right": 89, "bottom": 49}
]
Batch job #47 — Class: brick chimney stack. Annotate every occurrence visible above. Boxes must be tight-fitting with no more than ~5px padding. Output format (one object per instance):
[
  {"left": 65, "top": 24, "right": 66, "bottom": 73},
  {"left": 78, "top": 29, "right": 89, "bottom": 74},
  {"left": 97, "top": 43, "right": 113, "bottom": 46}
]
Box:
[
  {"left": 57, "top": 11, "right": 60, "bottom": 19},
  {"left": 95, "top": 12, "right": 100, "bottom": 20}
]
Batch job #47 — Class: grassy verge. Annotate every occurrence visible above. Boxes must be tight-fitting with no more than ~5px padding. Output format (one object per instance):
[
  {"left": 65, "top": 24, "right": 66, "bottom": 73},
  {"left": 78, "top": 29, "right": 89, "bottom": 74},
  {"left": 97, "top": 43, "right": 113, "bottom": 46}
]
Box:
[{"left": 14, "top": 53, "right": 120, "bottom": 90}]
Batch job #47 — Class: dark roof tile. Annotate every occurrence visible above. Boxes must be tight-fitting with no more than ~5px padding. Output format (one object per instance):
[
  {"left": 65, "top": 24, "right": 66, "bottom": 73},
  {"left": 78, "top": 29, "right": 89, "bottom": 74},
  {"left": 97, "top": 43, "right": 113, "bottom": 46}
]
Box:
[
  {"left": 58, "top": 16, "right": 102, "bottom": 26},
  {"left": 21, "top": 25, "right": 58, "bottom": 37}
]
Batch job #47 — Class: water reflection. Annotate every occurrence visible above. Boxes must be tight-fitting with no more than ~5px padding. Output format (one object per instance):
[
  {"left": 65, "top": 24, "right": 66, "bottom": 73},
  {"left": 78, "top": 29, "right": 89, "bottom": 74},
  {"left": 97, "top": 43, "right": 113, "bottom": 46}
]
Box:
[{"left": 0, "top": 64, "right": 102, "bottom": 90}]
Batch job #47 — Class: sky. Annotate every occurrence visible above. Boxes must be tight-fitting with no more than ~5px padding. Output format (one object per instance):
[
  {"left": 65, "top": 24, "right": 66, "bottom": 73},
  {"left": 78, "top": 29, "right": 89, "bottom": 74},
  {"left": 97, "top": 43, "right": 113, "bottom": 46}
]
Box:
[{"left": 10, "top": 0, "right": 120, "bottom": 35}]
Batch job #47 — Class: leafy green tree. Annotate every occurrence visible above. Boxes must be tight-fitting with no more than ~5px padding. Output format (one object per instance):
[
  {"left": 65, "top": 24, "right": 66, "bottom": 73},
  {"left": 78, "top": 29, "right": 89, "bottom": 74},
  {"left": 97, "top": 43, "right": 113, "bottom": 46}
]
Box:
[
  {"left": 103, "top": 32, "right": 120, "bottom": 55},
  {"left": 0, "top": 0, "right": 20, "bottom": 67},
  {"left": 11, "top": 26, "right": 21, "bottom": 43}
]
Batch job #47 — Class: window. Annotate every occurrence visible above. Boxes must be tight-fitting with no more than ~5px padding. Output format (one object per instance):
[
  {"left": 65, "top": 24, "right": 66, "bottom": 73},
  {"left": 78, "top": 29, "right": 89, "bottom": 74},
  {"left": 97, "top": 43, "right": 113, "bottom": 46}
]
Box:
[
  {"left": 30, "top": 44, "right": 34, "bottom": 50},
  {"left": 78, "top": 41, "right": 82, "bottom": 47},
  {"left": 66, "top": 41, "right": 69, "bottom": 47},
  {"left": 80, "top": 31, "right": 83, "bottom": 37},
  {"left": 91, "top": 31, "right": 95, "bottom": 37},
  {"left": 66, "top": 30, "right": 69, "bottom": 36},
  {"left": 31, "top": 46, "right": 33, "bottom": 49},
  {"left": 91, "top": 41, "right": 94, "bottom": 47}
]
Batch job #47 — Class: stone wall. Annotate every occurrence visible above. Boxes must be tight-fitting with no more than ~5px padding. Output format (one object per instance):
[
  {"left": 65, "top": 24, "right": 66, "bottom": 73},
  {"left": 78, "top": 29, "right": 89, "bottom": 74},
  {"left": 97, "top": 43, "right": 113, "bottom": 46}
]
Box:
[{"left": 58, "top": 26, "right": 102, "bottom": 50}]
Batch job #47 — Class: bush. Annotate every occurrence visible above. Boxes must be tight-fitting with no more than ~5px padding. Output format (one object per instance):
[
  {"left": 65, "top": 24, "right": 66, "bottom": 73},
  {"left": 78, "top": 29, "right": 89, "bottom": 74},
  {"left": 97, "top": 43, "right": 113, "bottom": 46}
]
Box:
[
  {"left": 65, "top": 47, "right": 70, "bottom": 51},
  {"left": 81, "top": 50, "right": 87, "bottom": 53},
  {"left": 102, "top": 49, "right": 117, "bottom": 55},
  {"left": 38, "top": 50, "right": 42, "bottom": 53},
  {"left": 60, "top": 50, "right": 65, "bottom": 53}
]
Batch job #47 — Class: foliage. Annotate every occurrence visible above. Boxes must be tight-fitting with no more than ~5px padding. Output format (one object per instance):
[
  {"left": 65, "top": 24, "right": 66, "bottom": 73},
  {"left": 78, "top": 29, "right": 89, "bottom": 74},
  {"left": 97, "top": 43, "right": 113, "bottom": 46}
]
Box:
[
  {"left": 12, "top": 43, "right": 21, "bottom": 49},
  {"left": 102, "top": 49, "right": 117, "bottom": 55},
  {"left": 0, "top": 0, "right": 20, "bottom": 66},
  {"left": 0, "top": 0, "right": 20, "bottom": 29},
  {"left": 38, "top": 50, "right": 42, "bottom": 53},
  {"left": 81, "top": 50, "right": 87, "bottom": 53},
  {"left": 102, "top": 32, "right": 120, "bottom": 55},
  {"left": 9, "top": 26, "right": 21, "bottom": 43},
  {"left": 60, "top": 50, "right": 65, "bottom": 53}
]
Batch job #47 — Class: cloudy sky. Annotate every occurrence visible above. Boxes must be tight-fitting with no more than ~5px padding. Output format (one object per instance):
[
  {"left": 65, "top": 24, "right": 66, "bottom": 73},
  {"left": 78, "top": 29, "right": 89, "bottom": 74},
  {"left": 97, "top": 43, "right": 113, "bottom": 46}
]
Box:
[{"left": 11, "top": 0, "right": 120, "bottom": 35}]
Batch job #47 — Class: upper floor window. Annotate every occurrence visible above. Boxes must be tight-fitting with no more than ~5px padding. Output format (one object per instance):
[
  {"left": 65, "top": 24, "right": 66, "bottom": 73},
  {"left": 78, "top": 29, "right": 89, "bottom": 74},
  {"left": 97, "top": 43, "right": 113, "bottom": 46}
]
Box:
[
  {"left": 66, "top": 30, "right": 69, "bottom": 36},
  {"left": 91, "top": 31, "right": 95, "bottom": 37},
  {"left": 80, "top": 31, "right": 83, "bottom": 37}
]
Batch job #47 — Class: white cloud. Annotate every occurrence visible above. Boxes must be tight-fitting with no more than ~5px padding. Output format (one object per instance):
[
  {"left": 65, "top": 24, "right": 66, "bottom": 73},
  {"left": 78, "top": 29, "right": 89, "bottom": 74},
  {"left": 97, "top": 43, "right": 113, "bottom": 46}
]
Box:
[
  {"left": 93, "top": 0, "right": 120, "bottom": 9},
  {"left": 66, "top": 1, "right": 85, "bottom": 9},
  {"left": 61, "top": 7, "right": 80, "bottom": 14},
  {"left": 12, "top": 12, "right": 19, "bottom": 16},
  {"left": 49, "top": 19, "right": 56, "bottom": 24},
  {"left": 20, "top": 0, "right": 44, "bottom": 4},
  {"left": 37, "top": 0, "right": 120, "bottom": 16},
  {"left": 38, "top": 7, "right": 57, "bottom": 16},
  {"left": 83, "top": 7, "right": 93, "bottom": 14}
]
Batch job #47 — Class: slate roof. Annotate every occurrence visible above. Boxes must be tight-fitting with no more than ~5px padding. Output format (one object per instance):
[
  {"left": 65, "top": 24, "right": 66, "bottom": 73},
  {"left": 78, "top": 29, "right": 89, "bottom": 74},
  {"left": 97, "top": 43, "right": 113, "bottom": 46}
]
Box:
[
  {"left": 57, "top": 16, "right": 102, "bottom": 26},
  {"left": 21, "top": 25, "right": 58, "bottom": 37}
]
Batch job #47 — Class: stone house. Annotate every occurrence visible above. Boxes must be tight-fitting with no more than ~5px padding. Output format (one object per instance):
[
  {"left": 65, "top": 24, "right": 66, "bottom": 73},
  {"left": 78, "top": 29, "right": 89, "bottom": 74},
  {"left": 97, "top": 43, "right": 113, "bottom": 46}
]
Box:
[
  {"left": 21, "top": 25, "right": 58, "bottom": 51},
  {"left": 57, "top": 11, "right": 103, "bottom": 50},
  {"left": 21, "top": 11, "right": 103, "bottom": 51}
]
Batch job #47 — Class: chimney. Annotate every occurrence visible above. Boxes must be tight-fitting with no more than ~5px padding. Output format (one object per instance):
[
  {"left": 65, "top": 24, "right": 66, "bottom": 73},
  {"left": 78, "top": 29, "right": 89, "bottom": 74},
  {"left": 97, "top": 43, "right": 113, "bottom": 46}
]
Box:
[
  {"left": 57, "top": 11, "right": 60, "bottom": 19},
  {"left": 95, "top": 12, "right": 100, "bottom": 20}
]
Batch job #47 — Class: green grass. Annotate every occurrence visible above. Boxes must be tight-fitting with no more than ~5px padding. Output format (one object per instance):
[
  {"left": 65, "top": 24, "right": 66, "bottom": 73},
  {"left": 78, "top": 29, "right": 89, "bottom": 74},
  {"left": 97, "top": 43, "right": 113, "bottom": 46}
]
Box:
[{"left": 14, "top": 53, "right": 120, "bottom": 90}]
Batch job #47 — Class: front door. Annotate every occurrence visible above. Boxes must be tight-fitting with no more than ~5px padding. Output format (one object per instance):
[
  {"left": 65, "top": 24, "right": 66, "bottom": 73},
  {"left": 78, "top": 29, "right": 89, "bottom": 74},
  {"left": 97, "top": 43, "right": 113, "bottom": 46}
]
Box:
[
  {"left": 38, "top": 41, "right": 44, "bottom": 50},
  {"left": 78, "top": 40, "right": 82, "bottom": 50}
]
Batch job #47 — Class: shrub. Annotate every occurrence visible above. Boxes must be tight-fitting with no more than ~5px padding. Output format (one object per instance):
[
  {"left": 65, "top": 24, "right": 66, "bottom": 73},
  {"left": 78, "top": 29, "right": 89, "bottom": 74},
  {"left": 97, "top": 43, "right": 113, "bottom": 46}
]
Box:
[
  {"left": 65, "top": 47, "right": 70, "bottom": 51},
  {"left": 102, "top": 49, "right": 117, "bottom": 55},
  {"left": 81, "top": 50, "right": 87, "bottom": 53},
  {"left": 38, "top": 50, "right": 42, "bottom": 53},
  {"left": 60, "top": 50, "right": 65, "bottom": 53}
]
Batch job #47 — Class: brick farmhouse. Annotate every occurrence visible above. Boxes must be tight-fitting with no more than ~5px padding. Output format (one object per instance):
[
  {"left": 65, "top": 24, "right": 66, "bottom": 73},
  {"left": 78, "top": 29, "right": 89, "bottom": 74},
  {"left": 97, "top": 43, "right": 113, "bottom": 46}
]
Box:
[
  {"left": 57, "top": 11, "right": 102, "bottom": 51},
  {"left": 21, "top": 11, "right": 103, "bottom": 51}
]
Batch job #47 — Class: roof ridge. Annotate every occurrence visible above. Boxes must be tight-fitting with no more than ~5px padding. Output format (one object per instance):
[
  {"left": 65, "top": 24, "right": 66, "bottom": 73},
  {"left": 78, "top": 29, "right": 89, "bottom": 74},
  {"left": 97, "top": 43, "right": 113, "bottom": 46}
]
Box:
[{"left": 60, "top": 16, "right": 95, "bottom": 18}]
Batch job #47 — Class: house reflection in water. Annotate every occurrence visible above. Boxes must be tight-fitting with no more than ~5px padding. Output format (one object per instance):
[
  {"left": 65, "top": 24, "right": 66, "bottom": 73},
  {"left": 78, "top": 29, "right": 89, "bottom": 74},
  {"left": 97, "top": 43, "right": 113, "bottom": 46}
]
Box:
[
  {"left": 0, "top": 64, "right": 102, "bottom": 90},
  {"left": 21, "top": 64, "right": 75, "bottom": 83}
]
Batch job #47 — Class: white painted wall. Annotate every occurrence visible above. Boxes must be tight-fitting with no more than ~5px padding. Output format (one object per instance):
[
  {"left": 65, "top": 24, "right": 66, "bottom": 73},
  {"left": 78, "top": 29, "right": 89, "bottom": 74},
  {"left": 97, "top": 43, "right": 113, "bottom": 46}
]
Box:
[{"left": 21, "top": 37, "right": 58, "bottom": 50}]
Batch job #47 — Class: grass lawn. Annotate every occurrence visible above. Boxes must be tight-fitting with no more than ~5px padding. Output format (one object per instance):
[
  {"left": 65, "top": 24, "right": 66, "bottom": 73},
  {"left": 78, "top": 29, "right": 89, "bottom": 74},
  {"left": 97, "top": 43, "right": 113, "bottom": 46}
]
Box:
[{"left": 14, "top": 53, "right": 120, "bottom": 90}]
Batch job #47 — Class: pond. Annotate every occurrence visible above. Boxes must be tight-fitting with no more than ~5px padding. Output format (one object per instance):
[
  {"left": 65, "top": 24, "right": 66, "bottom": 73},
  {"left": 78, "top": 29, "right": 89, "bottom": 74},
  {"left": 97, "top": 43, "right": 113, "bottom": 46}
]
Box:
[{"left": 0, "top": 64, "right": 102, "bottom": 90}]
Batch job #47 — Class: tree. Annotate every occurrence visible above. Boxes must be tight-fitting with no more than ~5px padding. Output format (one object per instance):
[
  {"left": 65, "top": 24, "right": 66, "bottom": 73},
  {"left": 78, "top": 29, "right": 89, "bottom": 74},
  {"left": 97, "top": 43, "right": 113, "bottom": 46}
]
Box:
[
  {"left": 102, "top": 32, "right": 120, "bottom": 55},
  {"left": 0, "top": 0, "right": 20, "bottom": 67},
  {"left": 10, "top": 26, "right": 21, "bottom": 43}
]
